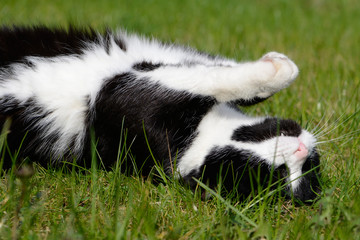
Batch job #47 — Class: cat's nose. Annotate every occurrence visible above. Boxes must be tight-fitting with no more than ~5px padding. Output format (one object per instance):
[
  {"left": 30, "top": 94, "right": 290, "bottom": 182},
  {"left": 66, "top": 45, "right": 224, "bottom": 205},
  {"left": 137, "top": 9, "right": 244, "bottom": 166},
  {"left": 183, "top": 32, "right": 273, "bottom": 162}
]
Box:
[{"left": 294, "top": 141, "right": 308, "bottom": 160}]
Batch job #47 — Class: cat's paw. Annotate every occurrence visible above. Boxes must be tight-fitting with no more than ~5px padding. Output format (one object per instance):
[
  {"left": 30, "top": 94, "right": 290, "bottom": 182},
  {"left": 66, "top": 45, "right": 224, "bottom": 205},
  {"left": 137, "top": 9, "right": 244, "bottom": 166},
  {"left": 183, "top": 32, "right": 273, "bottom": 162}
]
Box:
[{"left": 255, "top": 52, "right": 299, "bottom": 98}]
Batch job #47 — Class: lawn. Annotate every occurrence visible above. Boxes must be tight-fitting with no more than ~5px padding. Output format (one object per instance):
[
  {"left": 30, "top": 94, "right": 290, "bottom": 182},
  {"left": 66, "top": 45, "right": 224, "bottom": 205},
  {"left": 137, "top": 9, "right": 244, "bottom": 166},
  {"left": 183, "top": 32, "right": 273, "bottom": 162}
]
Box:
[{"left": 0, "top": 0, "right": 360, "bottom": 239}]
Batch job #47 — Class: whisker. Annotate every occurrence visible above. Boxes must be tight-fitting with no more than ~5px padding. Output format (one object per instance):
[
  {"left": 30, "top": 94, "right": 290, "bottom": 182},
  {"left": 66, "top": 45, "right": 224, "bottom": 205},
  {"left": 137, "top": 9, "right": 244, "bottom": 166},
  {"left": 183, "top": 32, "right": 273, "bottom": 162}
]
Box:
[
  {"left": 312, "top": 111, "right": 337, "bottom": 136},
  {"left": 339, "top": 137, "right": 356, "bottom": 147},
  {"left": 311, "top": 111, "right": 334, "bottom": 136},
  {"left": 316, "top": 129, "right": 360, "bottom": 145},
  {"left": 314, "top": 148, "right": 327, "bottom": 154},
  {"left": 315, "top": 109, "right": 359, "bottom": 140},
  {"left": 314, "top": 112, "right": 347, "bottom": 138}
]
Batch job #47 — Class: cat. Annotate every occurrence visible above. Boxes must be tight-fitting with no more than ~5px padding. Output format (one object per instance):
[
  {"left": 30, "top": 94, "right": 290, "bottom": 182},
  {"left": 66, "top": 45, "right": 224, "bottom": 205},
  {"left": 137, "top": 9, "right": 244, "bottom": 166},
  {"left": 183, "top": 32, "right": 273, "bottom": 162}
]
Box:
[{"left": 0, "top": 26, "right": 320, "bottom": 203}]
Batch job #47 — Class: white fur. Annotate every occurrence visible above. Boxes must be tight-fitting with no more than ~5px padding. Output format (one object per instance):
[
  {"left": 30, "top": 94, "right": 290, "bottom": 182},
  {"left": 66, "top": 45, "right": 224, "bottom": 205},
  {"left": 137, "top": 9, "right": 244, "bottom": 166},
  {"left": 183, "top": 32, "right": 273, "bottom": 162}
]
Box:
[{"left": 139, "top": 52, "right": 299, "bottom": 102}]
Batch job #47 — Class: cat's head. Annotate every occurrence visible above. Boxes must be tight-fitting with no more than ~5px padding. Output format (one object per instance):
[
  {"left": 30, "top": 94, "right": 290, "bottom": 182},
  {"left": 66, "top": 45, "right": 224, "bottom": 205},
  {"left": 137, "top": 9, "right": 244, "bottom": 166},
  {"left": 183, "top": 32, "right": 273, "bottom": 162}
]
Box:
[
  {"left": 199, "top": 117, "right": 321, "bottom": 203},
  {"left": 233, "top": 118, "right": 321, "bottom": 201}
]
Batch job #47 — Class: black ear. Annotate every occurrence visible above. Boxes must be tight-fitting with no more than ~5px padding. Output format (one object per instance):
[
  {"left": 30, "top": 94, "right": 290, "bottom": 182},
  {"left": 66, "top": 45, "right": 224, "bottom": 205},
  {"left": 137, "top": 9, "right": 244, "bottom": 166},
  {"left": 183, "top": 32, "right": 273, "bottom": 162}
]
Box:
[{"left": 232, "top": 118, "right": 302, "bottom": 143}]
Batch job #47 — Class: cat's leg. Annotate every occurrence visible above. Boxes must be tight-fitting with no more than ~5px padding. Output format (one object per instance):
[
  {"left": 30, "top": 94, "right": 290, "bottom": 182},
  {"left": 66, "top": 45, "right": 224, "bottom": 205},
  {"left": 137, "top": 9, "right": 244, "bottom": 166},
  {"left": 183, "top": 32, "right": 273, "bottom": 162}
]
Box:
[{"left": 134, "top": 52, "right": 298, "bottom": 103}]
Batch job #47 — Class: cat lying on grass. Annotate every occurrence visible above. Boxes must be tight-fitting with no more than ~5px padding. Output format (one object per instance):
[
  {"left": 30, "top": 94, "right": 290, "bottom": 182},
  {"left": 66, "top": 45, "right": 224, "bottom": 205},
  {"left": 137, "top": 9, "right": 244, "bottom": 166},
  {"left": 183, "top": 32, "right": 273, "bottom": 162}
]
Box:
[{"left": 0, "top": 26, "right": 320, "bottom": 203}]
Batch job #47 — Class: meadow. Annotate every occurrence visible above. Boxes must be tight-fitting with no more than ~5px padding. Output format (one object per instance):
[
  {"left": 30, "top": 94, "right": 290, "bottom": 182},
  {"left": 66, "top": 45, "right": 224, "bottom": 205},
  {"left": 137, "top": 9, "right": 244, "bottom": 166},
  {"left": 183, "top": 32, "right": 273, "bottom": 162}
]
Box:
[{"left": 0, "top": 0, "right": 359, "bottom": 239}]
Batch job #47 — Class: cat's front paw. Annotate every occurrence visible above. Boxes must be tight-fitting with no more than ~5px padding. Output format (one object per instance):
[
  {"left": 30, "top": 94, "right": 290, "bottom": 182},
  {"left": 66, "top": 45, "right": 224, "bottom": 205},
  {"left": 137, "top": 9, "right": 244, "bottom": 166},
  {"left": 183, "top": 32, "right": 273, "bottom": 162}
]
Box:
[{"left": 256, "top": 52, "right": 299, "bottom": 98}]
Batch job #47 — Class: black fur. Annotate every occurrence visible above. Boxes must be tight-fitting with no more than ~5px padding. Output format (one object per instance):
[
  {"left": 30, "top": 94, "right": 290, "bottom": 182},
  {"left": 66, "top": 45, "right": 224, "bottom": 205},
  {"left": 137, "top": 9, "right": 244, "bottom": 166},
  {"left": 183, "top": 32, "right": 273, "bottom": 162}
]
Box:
[
  {"left": 293, "top": 150, "right": 321, "bottom": 201},
  {"left": 133, "top": 61, "right": 163, "bottom": 71},
  {"left": 0, "top": 26, "right": 99, "bottom": 65},
  {"left": 232, "top": 118, "right": 302, "bottom": 142},
  {"left": 92, "top": 73, "right": 216, "bottom": 173},
  {"left": 230, "top": 97, "right": 269, "bottom": 106},
  {"left": 0, "top": 96, "right": 62, "bottom": 168},
  {"left": 183, "top": 146, "right": 274, "bottom": 196}
]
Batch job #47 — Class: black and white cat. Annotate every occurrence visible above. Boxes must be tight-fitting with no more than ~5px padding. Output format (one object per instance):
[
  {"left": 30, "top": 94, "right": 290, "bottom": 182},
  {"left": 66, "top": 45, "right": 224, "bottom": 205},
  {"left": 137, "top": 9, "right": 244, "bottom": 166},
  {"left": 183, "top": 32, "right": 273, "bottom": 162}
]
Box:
[{"left": 0, "top": 26, "right": 320, "bottom": 202}]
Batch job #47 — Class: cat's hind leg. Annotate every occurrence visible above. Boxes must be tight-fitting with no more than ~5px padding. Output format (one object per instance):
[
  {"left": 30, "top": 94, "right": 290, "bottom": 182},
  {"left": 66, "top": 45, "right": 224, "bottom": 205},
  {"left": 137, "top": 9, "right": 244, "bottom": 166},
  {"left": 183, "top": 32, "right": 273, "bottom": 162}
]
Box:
[{"left": 135, "top": 52, "right": 298, "bottom": 104}]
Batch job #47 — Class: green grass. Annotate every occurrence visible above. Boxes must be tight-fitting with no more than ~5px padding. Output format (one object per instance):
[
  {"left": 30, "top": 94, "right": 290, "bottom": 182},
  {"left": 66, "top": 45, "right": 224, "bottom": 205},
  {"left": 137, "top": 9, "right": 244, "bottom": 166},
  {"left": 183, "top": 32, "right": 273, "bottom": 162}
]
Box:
[{"left": 1, "top": 0, "right": 360, "bottom": 239}]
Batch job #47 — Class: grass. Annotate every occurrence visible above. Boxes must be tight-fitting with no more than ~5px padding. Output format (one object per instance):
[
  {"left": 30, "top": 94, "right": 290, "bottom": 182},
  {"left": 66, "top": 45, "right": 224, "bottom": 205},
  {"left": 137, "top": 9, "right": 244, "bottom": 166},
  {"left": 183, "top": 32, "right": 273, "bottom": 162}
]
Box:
[{"left": 1, "top": 0, "right": 360, "bottom": 239}]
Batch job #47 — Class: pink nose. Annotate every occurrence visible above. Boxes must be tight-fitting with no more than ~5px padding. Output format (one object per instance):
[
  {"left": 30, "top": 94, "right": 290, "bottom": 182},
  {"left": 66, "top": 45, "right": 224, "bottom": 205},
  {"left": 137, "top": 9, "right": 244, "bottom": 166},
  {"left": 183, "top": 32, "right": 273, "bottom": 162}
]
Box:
[{"left": 294, "top": 141, "right": 308, "bottom": 159}]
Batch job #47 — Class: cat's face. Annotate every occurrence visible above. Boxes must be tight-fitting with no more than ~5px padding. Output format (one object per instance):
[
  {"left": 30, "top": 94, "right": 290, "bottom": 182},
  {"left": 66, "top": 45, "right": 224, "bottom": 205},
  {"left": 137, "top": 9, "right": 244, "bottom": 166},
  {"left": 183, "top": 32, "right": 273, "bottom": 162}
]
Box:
[
  {"left": 230, "top": 118, "right": 321, "bottom": 202},
  {"left": 179, "top": 105, "right": 321, "bottom": 203}
]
